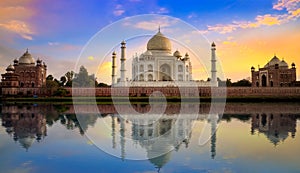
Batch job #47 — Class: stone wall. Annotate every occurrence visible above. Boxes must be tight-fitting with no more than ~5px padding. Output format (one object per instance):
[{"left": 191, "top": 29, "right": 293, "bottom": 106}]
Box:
[{"left": 66, "top": 87, "right": 300, "bottom": 97}]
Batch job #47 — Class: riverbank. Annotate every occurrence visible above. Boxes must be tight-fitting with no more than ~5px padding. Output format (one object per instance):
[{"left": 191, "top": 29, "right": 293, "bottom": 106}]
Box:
[{"left": 1, "top": 95, "right": 300, "bottom": 104}]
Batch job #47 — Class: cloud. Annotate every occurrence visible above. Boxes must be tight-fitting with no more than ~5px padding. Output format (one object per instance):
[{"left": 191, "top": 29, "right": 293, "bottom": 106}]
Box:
[
  {"left": 113, "top": 4, "right": 125, "bottom": 16},
  {"left": 48, "top": 42, "right": 59, "bottom": 46},
  {"left": 203, "top": 0, "right": 300, "bottom": 34},
  {"left": 0, "top": 20, "right": 34, "bottom": 40},
  {"left": 124, "top": 17, "right": 179, "bottom": 31},
  {"left": 273, "top": 0, "right": 300, "bottom": 11},
  {"left": 157, "top": 7, "right": 169, "bottom": 14},
  {"left": 0, "top": 0, "right": 35, "bottom": 40}
]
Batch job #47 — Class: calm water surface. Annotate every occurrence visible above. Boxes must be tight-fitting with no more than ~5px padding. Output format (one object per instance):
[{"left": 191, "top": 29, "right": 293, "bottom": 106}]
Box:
[{"left": 0, "top": 103, "right": 300, "bottom": 173}]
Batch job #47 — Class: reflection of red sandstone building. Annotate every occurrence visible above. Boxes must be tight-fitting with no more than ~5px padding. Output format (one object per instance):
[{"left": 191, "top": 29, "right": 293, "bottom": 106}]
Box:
[
  {"left": 1, "top": 49, "right": 47, "bottom": 95},
  {"left": 1, "top": 106, "right": 47, "bottom": 150},
  {"left": 251, "top": 55, "right": 297, "bottom": 87},
  {"left": 251, "top": 113, "right": 296, "bottom": 145}
]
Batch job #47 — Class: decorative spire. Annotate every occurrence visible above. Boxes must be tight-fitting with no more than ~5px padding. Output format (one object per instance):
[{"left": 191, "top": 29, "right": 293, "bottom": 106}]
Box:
[
  {"left": 158, "top": 25, "right": 161, "bottom": 32},
  {"left": 26, "top": 48, "right": 29, "bottom": 53}
]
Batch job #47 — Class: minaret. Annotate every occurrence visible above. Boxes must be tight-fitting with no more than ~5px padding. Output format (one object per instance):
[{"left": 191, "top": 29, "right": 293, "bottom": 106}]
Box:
[
  {"left": 211, "top": 42, "right": 217, "bottom": 86},
  {"left": 120, "top": 40, "right": 126, "bottom": 86},
  {"left": 210, "top": 114, "right": 218, "bottom": 159},
  {"left": 120, "top": 117, "right": 126, "bottom": 160},
  {"left": 111, "top": 115, "right": 116, "bottom": 149},
  {"left": 111, "top": 51, "right": 117, "bottom": 86}
]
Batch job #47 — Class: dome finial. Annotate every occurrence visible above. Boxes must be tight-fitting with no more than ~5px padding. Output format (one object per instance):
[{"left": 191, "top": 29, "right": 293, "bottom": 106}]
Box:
[{"left": 158, "top": 25, "right": 161, "bottom": 32}]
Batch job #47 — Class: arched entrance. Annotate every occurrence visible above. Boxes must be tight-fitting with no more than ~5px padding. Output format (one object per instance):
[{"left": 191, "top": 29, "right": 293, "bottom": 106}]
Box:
[
  {"left": 159, "top": 64, "right": 172, "bottom": 81},
  {"left": 261, "top": 75, "right": 267, "bottom": 87}
]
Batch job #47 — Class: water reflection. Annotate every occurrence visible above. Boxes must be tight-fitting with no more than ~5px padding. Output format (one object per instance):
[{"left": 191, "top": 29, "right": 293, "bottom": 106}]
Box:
[
  {"left": 0, "top": 103, "right": 300, "bottom": 172},
  {"left": 1, "top": 105, "right": 47, "bottom": 151},
  {"left": 251, "top": 114, "right": 297, "bottom": 145}
]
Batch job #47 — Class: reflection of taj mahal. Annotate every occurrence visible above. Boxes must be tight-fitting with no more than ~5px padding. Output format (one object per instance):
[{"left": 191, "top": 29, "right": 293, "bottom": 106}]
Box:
[
  {"left": 111, "top": 28, "right": 218, "bottom": 87},
  {"left": 110, "top": 110, "right": 220, "bottom": 170}
]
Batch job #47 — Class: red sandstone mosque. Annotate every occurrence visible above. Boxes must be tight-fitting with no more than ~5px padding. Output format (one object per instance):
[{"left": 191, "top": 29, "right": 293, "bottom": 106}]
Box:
[
  {"left": 1, "top": 49, "right": 47, "bottom": 96},
  {"left": 251, "top": 55, "right": 297, "bottom": 87}
]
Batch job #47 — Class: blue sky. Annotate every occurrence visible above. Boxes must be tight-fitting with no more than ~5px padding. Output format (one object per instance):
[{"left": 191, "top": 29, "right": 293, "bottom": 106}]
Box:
[{"left": 0, "top": 0, "right": 299, "bottom": 83}]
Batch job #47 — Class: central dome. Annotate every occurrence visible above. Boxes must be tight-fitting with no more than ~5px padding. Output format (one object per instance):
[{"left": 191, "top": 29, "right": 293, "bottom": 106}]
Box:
[
  {"left": 19, "top": 49, "right": 35, "bottom": 65},
  {"left": 147, "top": 30, "right": 172, "bottom": 52}
]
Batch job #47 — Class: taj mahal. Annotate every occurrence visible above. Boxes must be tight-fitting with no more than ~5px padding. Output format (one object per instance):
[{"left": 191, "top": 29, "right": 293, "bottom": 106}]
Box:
[{"left": 111, "top": 28, "right": 218, "bottom": 87}]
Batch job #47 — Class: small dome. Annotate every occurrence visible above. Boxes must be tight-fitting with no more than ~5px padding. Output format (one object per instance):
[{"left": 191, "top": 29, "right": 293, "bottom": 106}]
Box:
[
  {"left": 37, "top": 58, "right": 42, "bottom": 63},
  {"left": 251, "top": 66, "right": 255, "bottom": 69},
  {"left": 19, "top": 49, "right": 35, "bottom": 65},
  {"left": 19, "top": 136, "right": 35, "bottom": 150},
  {"left": 14, "top": 58, "right": 18, "bottom": 63},
  {"left": 292, "top": 62, "right": 295, "bottom": 66},
  {"left": 112, "top": 51, "right": 116, "bottom": 55},
  {"left": 144, "top": 50, "right": 152, "bottom": 56},
  {"left": 173, "top": 50, "right": 182, "bottom": 58},
  {"left": 264, "top": 55, "right": 280, "bottom": 68},
  {"left": 6, "top": 64, "right": 15, "bottom": 71},
  {"left": 279, "top": 60, "right": 288, "bottom": 67},
  {"left": 184, "top": 53, "right": 190, "bottom": 61},
  {"left": 211, "top": 42, "right": 216, "bottom": 47},
  {"left": 147, "top": 30, "right": 172, "bottom": 52}
]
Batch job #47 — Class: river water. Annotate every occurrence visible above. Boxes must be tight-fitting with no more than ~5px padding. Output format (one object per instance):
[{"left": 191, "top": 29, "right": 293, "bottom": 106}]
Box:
[{"left": 0, "top": 103, "right": 299, "bottom": 173}]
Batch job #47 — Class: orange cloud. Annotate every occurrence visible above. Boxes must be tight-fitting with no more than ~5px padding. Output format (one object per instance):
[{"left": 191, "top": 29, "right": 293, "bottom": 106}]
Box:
[
  {"left": 97, "top": 61, "right": 112, "bottom": 83},
  {"left": 0, "top": 20, "right": 34, "bottom": 40},
  {"left": 0, "top": 0, "right": 35, "bottom": 40},
  {"left": 204, "top": 0, "right": 300, "bottom": 34},
  {"left": 255, "top": 14, "right": 281, "bottom": 26}
]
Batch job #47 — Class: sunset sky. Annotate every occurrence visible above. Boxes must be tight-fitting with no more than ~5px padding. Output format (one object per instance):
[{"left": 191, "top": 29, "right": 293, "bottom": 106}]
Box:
[{"left": 0, "top": 0, "right": 299, "bottom": 83}]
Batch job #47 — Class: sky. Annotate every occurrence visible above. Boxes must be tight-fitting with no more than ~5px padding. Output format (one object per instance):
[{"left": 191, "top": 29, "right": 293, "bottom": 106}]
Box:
[{"left": 0, "top": 0, "right": 300, "bottom": 83}]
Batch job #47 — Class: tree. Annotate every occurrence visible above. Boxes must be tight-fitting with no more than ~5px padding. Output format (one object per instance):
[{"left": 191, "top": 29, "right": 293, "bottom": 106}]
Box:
[
  {"left": 72, "top": 66, "right": 95, "bottom": 87},
  {"left": 46, "top": 75, "right": 54, "bottom": 81},
  {"left": 232, "top": 79, "right": 252, "bottom": 87},
  {"left": 97, "top": 82, "right": 109, "bottom": 87},
  {"left": 65, "top": 71, "right": 74, "bottom": 82},
  {"left": 60, "top": 76, "right": 67, "bottom": 86},
  {"left": 65, "top": 71, "right": 74, "bottom": 87},
  {"left": 226, "top": 79, "right": 232, "bottom": 87}
]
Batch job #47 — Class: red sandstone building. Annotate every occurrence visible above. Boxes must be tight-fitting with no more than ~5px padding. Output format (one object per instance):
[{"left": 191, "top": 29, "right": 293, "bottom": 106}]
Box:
[
  {"left": 251, "top": 55, "right": 296, "bottom": 87},
  {"left": 1, "top": 49, "right": 47, "bottom": 96}
]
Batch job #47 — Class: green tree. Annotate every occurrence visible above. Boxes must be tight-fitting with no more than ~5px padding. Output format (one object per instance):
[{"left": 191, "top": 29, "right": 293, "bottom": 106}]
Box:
[
  {"left": 60, "top": 76, "right": 67, "bottom": 86},
  {"left": 46, "top": 75, "right": 54, "bottom": 81},
  {"left": 226, "top": 79, "right": 232, "bottom": 87},
  {"left": 72, "top": 66, "right": 95, "bottom": 87},
  {"left": 232, "top": 79, "right": 251, "bottom": 87},
  {"left": 97, "top": 82, "right": 109, "bottom": 87},
  {"left": 65, "top": 71, "right": 74, "bottom": 82},
  {"left": 45, "top": 74, "right": 60, "bottom": 95}
]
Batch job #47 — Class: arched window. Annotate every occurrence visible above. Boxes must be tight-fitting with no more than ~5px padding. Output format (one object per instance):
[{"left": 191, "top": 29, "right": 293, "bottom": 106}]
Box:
[
  {"left": 186, "top": 65, "right": 189, "bottom": 72},
  {"left": 261, "top": 75, "right": 267, "bottom": 87},
  {"left": 148, "top": 74, "right": 153, "bottom": 81},
  {"left": 20, "top": 82, "right": 24, "bottom": 87},
  {"left": 139, "top": 74, "right": 144, "bottom": 81},
  {"left": 148, "top": 64, "right": 153, "bottom": 72},
  {"left": 31, "top": 82, "right": 35, "bottom": 88},
  {"left": 178, "top": 65, "right": 183, "bottom": 72},
  {"left": 256, "top": 82, "right": 259, "bottom": 87},
  {"left": 178, "top": 74, "right": 183, "bottom": 81},
  {"left": 270, "top": 81, "right": 273, "bottom": 87},
  {"left": 139, "top": 65, "right": 144, "bottom": 72}
]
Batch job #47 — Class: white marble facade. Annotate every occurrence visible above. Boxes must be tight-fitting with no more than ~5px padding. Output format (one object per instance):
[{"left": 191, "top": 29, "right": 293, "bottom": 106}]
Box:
[{"left": 112, "top": 29, "right": 217, "bottom": 87}]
